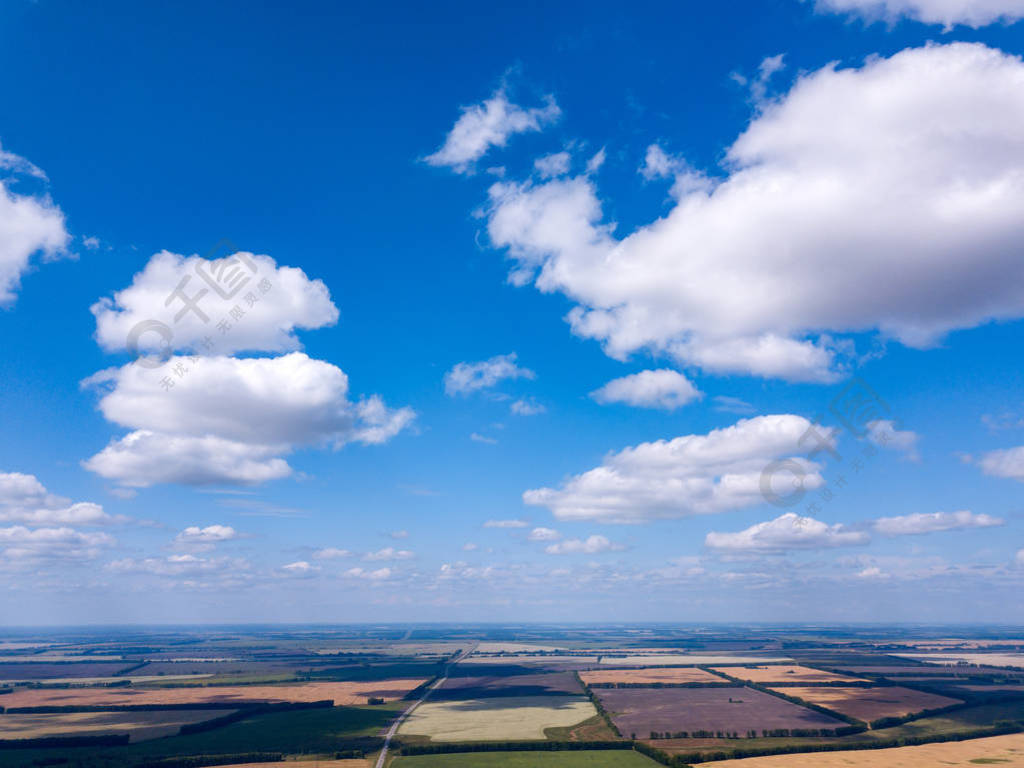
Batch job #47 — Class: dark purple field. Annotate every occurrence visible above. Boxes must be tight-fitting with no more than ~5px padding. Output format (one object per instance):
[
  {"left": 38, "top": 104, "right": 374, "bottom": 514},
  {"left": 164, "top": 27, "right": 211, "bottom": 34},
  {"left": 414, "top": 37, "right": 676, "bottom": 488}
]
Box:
[
  {"left": 0, "top": 662, "right": 132, "bottom": 679},
  {"left": 595, "top": 686, "right": 843, "bottom": 737},
  {"left": 432, "top": 670, "right": 584, "bottom": 699}
]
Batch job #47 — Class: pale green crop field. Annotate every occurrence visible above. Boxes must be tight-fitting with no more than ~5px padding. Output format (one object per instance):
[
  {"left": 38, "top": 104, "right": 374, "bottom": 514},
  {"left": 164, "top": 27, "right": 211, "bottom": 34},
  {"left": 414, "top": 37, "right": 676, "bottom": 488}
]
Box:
[{"left": 397, "top": 695, "right": 597, "bottom": 741}]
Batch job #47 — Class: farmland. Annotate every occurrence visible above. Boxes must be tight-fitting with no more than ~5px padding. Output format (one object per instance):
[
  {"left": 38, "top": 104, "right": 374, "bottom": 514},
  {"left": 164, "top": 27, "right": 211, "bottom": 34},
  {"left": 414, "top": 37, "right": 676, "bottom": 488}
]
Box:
[
  {"left": 0, "top": 625, "right": 1023, "bottom": 767},
  {"left": 712, "top": 666, "right": 865, "bottom": 684},
  {"left": 396, "top": 695, "right": 597, "bottom": 741},
  {"left": 581, "top": 667, "right": 726, "bottom": 686},
  {"left": 393, "top": 750, "right": 662, "bottom": 768},
  {"left": 593, "top": 686, "right": 844, "bottom": 738},
  {"left": 769, "top": 685, "right": 963, "bottom": 722},
  {"left": 0, "top": 679, "right": 427, "bottom": 709},
  {"left": 692, "top": 731, "right": 1024, "bottom": 766},
  {"left": 0, "top": 709, "right": 233, "bottom": 742}
]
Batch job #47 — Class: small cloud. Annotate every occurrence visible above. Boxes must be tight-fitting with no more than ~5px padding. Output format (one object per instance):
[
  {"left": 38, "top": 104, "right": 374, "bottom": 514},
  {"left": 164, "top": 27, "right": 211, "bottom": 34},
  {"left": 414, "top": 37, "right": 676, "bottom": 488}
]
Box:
[
  {"left": 874, "top": 510, "right": 1003, "bottom": 536},
  {"left": 534, "top": 151, "right": 571, "bottom": 178},
  {"left": 545, "top": 534, "right": 622, "bottom": 555},
  {"left": 82, "top": 236, "right": 101, "bottom": 250},
  {"left": 389, "top": 529, "right": 409, "bottom": 540},
  {"left": 363, "top": 547, "right": 414, "bottom": 561},
  {"left": 866, "top": 420, "right": 920, "bottom": 461},
  {"left": 528, "top": 526, "right": 561, "bottom": 541},
  {"left": 279, "top": 560, "right": 319, "bottom": 577},
  {"left": 705, "top": 513, "right": 868, "bottom": 553},
  {"left": 857, "top": 565, "right": 888, "bottom": 580},
  {"left": 585, "top": 148, "right": 606, "bottom": 174},
  {"left": 510, "top": 398, "right": 546, "bottom": 416},
  {"left": 313, "top": 547, "right": 351, "bottom": 560},
  {"left": 425, "top": 89, "right": 560, "bottom": 174},
  {"left": 484, "top": 519, "right": 529, "bottom": 528},
  {"left": 470, "top": 432, "right": 498, "bottom": 444},
  {"left": 976, "top": 446, "right": 1024, "bottom": 482},
  {"left": 444, "top": 353, "right": 535, "bottom": 396},
  {"left": 174, "top": 525, "right": 238, "bottom": 551},
  {"left": 462, "top": 542, "right": 479, "bottom": 551},
  {"left": 344, "top": 566, "right": 392, "bottom": 580},
  {"left": 713, "top": 395, "right": 755, "bottom": 415},
  {"left": 591, "top": 369, "right": 701, "bottom": 411}
]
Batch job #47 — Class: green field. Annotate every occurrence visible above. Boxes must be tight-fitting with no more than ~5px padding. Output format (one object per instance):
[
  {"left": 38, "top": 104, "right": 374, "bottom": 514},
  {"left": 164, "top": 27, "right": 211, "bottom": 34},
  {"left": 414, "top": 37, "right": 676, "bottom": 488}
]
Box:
[
  {"left": 0, "top": 703, "right": 399, "bottom": 768},
  {"left": 393, "top": 749, "right": 663, "bottom": 768}
]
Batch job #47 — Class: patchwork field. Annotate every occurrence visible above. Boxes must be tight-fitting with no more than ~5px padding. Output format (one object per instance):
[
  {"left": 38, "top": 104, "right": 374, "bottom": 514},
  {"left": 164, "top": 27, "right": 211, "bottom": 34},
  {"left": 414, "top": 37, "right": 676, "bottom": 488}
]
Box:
[
  {"left": 770, "top": 686, "right": 963, "bottom": 721},
  {"left": 598, "top": 655, "right": 792, "bottom": 666},
  {"left": 393, "top": 750, "right": 663, "bottom": 768},
  {"left": 0, "top": 662, "right": 132, "bottom": 680},
  {"left": 396, "top": 695, "right": 596, "bottom": 741},
  {"left": 595, "top": 686, "right": 843, "bottom": 737},
  {"left": 0, "top": 679, "right": 426, "bottom": 709},
  {"left": 713, "top": 665, "right": 865, "bottom": 684},
  {"left": 0, "top": 709, "right": 230, "bottom": 742},
  {"left": 432, "top": 671, "right": 583, "bottom": 699},
  {"left": 895, "top": 652, "right": 1024, "bottom": 668},
  {"left": 692, "top": 732, "right": 1024, "bottom": 766},
  {"left": 581, "top": 667, "right": 726, "bottom": 685}
]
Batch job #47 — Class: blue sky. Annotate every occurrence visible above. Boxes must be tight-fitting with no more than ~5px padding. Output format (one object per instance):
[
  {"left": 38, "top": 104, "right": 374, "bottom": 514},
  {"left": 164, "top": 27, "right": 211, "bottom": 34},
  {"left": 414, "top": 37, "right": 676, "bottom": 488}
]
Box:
[{"left": 1, "top": 0, "right": 1023, "bottom": 624}]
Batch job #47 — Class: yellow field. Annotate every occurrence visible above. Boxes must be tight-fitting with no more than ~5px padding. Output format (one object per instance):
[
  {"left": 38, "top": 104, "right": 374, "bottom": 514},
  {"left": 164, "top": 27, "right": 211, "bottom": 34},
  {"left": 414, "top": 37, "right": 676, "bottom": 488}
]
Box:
[
  {"left": 0, "top": 709, "right": 232, "bottom": 743},
  {"left": 397, "top": 695, "right": 596, "bottom": 741},
  {"left": 693, "top": 732, "right": 1024, "bottom": 766},
  {"left": 713, "top": 665, "right": 865, "bottom": 683},
  {"left": 598, "top": 655, "right": 791, "bottom": 666},
  {"left": 581, "top": 667, "right": 725, "bottom": 685}
]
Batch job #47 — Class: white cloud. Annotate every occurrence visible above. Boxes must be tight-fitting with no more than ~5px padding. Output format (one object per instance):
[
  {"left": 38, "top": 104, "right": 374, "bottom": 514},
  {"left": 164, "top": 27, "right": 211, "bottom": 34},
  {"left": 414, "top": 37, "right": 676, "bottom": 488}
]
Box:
[
  {"left": 0, "top": 526, "right": 114, "bottom": 566},
  {"left": 174, "top": 524, "right": 238, "bottom": 550},
  {"left": 344, "top": 566, "right": 392, "bottom": 580},
  {"left": 977, "top": 445, "right": 1024, "bottom": 481},
  {"left": 82, "top": 353, "right": 414, "bottom": 487},
  {"left": 590, "top": 369, "right": 701, "bottom": 410},
  {"left": 363, "top": 547, "right": 414, "bottom": 561},
  {"left": 866, "top": 420, "right": 920, "bottom": 460},
  {"left": 814, "top": 0, "right": 1024, "bottom": 28},
  {"left": 83, "top": 431, "right": 292, "bottom": 488},
  {"left": 524, "top": 414, "right": 830, "bottom": 523},
  {"left": 107, "top": 553, "right": 249, "bottom": 577},
  {"left": 484, "top": 44, "right": 1024, "bottom": 381},
  {"left": 535, "top": 152, "right": 571, "bottom": 178},
  {"left": 0, "top": 143, "right": 71, "bottom": 306},
  {"left": 528, "top": 526, "right": 561, "bottom": 541},
  {"left": 444, "top": 353, "right": 535, "bottom": 396},
  {"left": 462, "top": 542, "right": 479, "bottom": 551},
  {"left": 1016, "top": 549, "right": 1024, "bottom": 567},
  {"left": 713, "top": 396, "right": 756, "bottom": 415},
  {"left": 91, "top": 250, "right": 338, "bottom": 357},
  {"left": 484, "top": 519, "right": 529, "bottom": 528},
  {"left": 510, "top": 398, "right": 546, "bottom": 416},
  {"left": 545, "top": 534, "right": 622, "bottom": 555},
  {"left": 857, "top": 565, "right": 889, "bottom": 580},
  {"left": 470, "top": 432, "right": 498, "bottom": 444},
  {"left": 874, "top": 510, "right": 1003, "bottom": 536},
  {"left": 313, "top": 547, "right": 351, "bottom": 560},
  {"left": 426, "top": 89, "right": 560, "bottom": 173},
  {"left": 389, "top": 529, "right": 409, "bottom": 539},
  {"left": 279, "top": 560, "right": 319, "bottom": 577},
  {"left": 704, "top": 512, "right": 869, "bottom": 552},
  {"left": 0, "top": 472, "right": 123, "bottom": 526}
]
